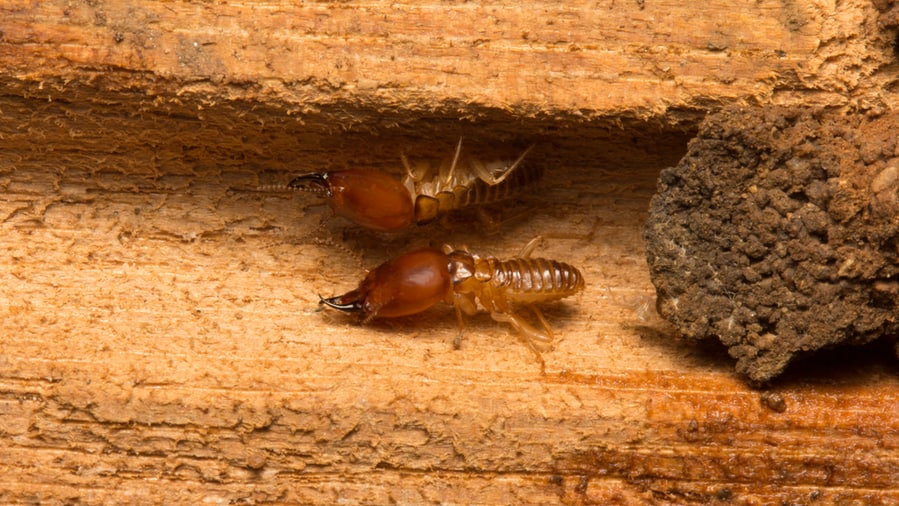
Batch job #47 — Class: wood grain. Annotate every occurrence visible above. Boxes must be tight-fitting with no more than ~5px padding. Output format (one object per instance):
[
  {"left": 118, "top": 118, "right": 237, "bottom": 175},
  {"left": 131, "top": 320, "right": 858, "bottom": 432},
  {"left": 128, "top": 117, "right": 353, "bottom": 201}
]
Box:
[
  {"left": 3, "top": 0, "right": 895, "bottom": 119},
  {"left": 1, "top": 0, "right": 897, "bottom": 504}
]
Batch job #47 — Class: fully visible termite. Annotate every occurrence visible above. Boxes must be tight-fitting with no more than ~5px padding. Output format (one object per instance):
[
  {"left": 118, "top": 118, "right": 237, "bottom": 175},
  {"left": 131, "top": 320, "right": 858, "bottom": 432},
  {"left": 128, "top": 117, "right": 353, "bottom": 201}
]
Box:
[
  {"left": 288, "top": 138, "right": 539, "bottom": 232},
  {"left": 319, "top": 237, "right": 585, "bottom": 367}
]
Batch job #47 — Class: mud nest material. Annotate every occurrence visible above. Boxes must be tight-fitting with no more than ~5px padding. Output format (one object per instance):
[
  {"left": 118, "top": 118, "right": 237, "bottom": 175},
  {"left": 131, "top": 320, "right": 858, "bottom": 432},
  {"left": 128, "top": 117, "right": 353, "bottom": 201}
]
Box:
[{"left": 645, "top": 106, "right": 899, "bottom": 383}]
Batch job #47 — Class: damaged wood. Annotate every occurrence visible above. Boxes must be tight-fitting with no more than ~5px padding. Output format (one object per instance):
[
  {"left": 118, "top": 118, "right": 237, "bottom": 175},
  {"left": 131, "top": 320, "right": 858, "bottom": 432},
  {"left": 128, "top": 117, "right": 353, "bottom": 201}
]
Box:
[{"left": 1, "top": 0, "right": 898, "bottom": 504}]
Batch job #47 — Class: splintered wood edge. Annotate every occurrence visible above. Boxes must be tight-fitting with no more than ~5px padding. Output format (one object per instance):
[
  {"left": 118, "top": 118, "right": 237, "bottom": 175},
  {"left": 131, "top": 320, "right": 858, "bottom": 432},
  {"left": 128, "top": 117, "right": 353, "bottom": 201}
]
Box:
[{"left": 2, "top": 0, "right": 897, "bottom": 118}]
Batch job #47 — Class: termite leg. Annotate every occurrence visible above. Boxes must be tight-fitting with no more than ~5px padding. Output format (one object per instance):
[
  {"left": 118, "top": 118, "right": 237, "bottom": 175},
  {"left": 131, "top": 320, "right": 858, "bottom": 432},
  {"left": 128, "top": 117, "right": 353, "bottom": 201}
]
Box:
[
  {"left": 517, "top": 235, "right": 544, "bottom": 258},
  {"left": 528, "top": 305, "right": 555, "bottom": 342},
  {"left": 400, "top": 152, "right": 421, "bottom": 182},
  {"left": 402, "top": 137, "right": 464, "bottom": 184},
  {"left": 469, "top": 144, "right": 535, "bottom": 185},
  {"left": 489, "top": 310, "right": 550, "bottom": 371},
  {"left": 451, "top": 291, "right": 479, "bottom": 350},
  {"left": 452, "top": 305, "right": 466, "bottom": 350},
  {"left": 489, "top": 310, "right": 554, "bottom": 345},
  {"left": 442, "top": 136, "right": 464, "bottom": 185}
]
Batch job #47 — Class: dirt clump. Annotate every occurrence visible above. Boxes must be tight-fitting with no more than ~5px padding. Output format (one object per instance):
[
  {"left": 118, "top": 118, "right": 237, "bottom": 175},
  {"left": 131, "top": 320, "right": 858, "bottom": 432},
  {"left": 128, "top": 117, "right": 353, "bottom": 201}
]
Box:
[{"left": 645, "top": 106, "right": 899, "bottom": 383}]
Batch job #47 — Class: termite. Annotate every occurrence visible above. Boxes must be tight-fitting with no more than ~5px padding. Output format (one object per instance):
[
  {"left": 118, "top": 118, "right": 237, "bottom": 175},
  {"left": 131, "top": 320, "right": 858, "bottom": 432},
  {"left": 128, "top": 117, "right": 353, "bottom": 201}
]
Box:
[
  {"left": 319, "top": 237, "right": 585, "bottom": 367},
  {"left": 288, "top": 138, "right": 539, "bottom": 232}
]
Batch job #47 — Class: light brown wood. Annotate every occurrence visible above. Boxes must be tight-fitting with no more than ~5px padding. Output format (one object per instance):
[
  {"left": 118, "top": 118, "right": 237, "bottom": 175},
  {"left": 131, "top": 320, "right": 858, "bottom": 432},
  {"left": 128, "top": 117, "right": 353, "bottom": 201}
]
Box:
[
  {"left": 3, "top": 0, "right": 896, "bottom": 118},
  {"left": 1, "top": 0, "right": 897, "bottom": 504}
]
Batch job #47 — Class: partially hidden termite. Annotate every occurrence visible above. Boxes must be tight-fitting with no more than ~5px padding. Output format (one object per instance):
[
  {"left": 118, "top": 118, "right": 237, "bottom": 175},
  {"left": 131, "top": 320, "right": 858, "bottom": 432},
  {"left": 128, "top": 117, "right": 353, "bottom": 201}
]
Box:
[
  {"left": 288, "top": 138, "right": 539, "bottom": 232},
  {"left": 319, "top": 237, "right": 585, "bottom": 367}
]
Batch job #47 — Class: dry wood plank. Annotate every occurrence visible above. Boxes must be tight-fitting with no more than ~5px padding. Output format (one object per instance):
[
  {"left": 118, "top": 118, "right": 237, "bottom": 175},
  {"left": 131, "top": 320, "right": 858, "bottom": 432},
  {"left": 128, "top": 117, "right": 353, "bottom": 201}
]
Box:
[
  {"left": 1, "top": 94, "right": 897, "bottom": 504},
  {"left": 2, "top": 0, "right": 895, "bottom": 119},
  {"left": 0, "top": 0, "right": 898, "bottom": 504}
]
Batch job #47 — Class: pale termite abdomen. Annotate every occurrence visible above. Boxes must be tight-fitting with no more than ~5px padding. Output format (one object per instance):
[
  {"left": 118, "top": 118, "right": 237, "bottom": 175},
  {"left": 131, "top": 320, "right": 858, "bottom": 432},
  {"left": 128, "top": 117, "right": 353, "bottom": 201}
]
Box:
[
  {"left": 408, "top": 142, "right": 541, "bottom": 224},
  {"left": 453, "top": 161, "right": 543, "bottom": 210},
  {"left": 489, "top": 257, "right": 584, "bottom": 303}
]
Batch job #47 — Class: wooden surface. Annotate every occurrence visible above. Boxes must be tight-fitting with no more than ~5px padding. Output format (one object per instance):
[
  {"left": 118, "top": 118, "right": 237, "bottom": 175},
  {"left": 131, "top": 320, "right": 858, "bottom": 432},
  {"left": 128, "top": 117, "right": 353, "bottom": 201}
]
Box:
[
  {"left": 3, "top": 0, "right": 897, "bottom": 119},
  {"left": 1, "top": 0, "right": 898, "bottom": 504}
]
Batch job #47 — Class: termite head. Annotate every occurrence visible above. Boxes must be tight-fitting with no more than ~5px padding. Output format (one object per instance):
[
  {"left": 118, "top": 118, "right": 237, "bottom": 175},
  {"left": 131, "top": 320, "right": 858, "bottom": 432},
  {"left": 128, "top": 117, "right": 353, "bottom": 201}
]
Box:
[
  {"left": 289, "top": 170, "right": 415, "bottom": 232},
  {"left": 319, "top": 248, "right": 454, "bottom": 322}
]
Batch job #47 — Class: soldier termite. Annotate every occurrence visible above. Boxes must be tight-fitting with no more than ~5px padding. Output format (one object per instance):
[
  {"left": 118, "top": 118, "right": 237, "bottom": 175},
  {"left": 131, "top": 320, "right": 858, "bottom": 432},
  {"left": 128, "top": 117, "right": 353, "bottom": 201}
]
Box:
[
  {"left": 319, "top": 237, "right": 585, "bottom": 368},
  {"left": 288, "top": 138, "right": 540, "bottom": 232}
]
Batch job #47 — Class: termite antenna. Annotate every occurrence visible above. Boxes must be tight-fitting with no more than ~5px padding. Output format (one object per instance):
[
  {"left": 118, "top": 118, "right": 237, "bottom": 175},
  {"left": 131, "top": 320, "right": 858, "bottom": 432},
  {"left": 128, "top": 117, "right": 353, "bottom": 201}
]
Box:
[
  {"left": 252, "top": 184, "right": 293, "bottom": 192},
  {"left": 288, "top": 173, "right": 333, "bottom": 196}
]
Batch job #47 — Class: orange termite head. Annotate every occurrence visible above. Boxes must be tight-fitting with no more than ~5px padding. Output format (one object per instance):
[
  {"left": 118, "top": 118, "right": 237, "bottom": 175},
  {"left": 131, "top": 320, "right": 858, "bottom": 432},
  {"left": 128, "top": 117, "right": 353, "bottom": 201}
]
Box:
[
  {"left": 289, "top": 170, "right": 415, "bottom": 232},
  {"left": 319, "top": 248, "right": 453, "bottom": 322}
]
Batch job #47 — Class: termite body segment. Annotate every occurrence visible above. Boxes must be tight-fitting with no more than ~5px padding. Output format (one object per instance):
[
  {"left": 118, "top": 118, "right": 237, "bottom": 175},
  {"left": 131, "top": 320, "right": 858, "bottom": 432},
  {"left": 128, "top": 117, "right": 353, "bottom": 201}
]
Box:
[
  {"left": 288, "top": 140, "right": 538, "bottom": 231},
  {"left": 402, "top": 140, "right": 539, "bottom": 224},
  {"left": 320, "top": 239, "right": 585, "bottom": 364}
]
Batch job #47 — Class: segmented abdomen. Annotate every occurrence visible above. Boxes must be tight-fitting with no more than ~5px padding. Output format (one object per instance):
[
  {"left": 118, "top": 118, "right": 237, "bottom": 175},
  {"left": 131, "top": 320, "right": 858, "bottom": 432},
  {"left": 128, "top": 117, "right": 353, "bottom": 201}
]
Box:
[
  {"left": 489, "top": 257, "right": 584, "bottom": 303},
  {"left": 452, "top": 162, "right": 543, "bottom": 208},
  {"left": 413, "top": 162, "right": 543, "bottom": 223}
]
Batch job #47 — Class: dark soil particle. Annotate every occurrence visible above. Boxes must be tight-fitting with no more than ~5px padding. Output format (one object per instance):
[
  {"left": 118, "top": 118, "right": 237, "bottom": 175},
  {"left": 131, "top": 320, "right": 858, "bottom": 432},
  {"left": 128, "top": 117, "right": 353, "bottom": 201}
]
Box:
[{"left": 644, "top": 106, "right": 899, "bottom": 383}]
